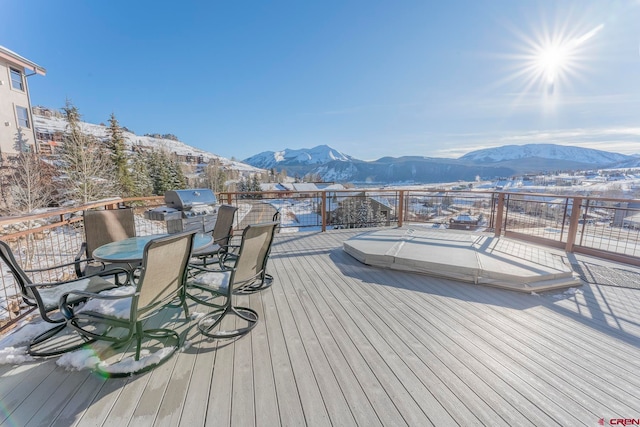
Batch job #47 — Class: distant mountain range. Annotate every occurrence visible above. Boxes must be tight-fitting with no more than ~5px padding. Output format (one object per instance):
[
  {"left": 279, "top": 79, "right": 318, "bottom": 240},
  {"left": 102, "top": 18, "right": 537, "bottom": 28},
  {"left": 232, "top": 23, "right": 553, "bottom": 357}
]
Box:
[
  {"left": 244, "top": 144, "right": 640, "bottom": 184},
  {"left": 33, "top": 110, "right": 640, "bottom": 184}
]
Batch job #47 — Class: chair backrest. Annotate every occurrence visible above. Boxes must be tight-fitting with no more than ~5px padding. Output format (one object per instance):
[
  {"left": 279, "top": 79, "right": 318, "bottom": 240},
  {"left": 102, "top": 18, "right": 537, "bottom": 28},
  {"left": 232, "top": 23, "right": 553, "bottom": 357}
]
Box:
[
  {"left": 232, "top": 222, "right": 278, "bottom": 289},
  {"left": 0, "top": 240, "right": 34, "bottom": 301},
  {"left": 212, "top": 205, "right": 238, "bottom": 246},
  {"left": 84, "top": 208, "right": 136, "bottom": 258},
  {"left": 135, "top": 231, "right": 195, "bottom": 318}
]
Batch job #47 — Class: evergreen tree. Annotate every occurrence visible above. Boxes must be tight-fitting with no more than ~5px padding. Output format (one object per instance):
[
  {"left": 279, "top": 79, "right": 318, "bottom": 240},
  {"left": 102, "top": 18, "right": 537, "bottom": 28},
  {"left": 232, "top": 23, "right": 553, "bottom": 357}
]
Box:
[
  {"left": 356, "top": 198, "right": 373, "bottom": 227},
  {"left": 106, "top": 112, "right": 134, "bottom": 196},
  {"left": 237, "top": 177, "right": 248, "bottom": 198},
  {"left": 250, "top": 174, "right": 260, "bottom": 189},
  {"left": 168, "top": 157, "right": 187, "bottom": 189},
  {"left": 146, "top": 149, "right": 186, "bottom": 195},
  {"left": 129, "top": 150, "right": 153, "bottom": 196},
  {"left": 59, "top": 100, "right": 116, "bottom": 204}
]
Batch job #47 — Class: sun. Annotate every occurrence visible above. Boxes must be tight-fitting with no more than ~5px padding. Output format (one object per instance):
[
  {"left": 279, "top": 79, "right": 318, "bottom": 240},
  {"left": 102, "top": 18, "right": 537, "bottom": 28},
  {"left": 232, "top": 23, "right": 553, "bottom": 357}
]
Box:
[
  {"left": 535, "top": 43, "right": 570, "bottom": 84},
  {"left": 506, "top": 22, "right": 604, "bottom": 96}
]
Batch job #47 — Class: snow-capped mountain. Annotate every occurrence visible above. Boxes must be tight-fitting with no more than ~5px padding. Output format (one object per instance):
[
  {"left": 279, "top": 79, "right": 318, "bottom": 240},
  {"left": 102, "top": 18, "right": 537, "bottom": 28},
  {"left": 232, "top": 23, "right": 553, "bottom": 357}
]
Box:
[
  {"left": 459, "top": 143, "right": 631, "bottom": 165},
  {"left": 244, "top": 143, "right": 637, "bottom": 184},
  {"left": 32, "top": 114, "right": 262, "bottom": 173},
  {"left": 243, "top": 145, "right": 352, "bottom": 169}
]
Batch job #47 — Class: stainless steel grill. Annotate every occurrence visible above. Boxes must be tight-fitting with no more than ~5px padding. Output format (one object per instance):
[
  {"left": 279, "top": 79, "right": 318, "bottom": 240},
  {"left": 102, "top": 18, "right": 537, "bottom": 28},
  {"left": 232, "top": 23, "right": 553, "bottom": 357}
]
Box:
[{"left": 145, "top": 189, "right": 219, "bottom": 233}]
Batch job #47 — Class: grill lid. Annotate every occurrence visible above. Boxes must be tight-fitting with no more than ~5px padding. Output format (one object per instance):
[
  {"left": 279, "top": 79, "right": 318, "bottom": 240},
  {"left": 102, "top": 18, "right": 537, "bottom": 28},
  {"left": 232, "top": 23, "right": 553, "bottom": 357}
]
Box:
[{"left": 164, "top": 189, "right": 217, "bottom": 210}]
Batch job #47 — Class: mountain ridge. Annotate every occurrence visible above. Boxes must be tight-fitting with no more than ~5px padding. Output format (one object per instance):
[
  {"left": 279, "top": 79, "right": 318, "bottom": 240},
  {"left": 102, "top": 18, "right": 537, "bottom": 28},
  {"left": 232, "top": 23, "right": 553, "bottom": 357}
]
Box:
[{"left": 244, "top": 143, "right": 638, "bottom": 183}]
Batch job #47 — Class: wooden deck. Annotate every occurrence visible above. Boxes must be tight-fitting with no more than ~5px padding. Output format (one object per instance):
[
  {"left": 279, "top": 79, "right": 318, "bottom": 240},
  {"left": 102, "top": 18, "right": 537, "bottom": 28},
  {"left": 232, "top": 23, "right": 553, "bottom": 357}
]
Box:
[{"left": 1, "top": 229, "right": 640, "bottom": 426}]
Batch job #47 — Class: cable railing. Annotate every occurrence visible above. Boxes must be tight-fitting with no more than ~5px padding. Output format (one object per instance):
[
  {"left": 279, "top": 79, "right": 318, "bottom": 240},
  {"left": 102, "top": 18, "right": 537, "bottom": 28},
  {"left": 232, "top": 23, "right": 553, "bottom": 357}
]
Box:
[{"left": 1, "top": 189, "right": 640, "bottom": 330}]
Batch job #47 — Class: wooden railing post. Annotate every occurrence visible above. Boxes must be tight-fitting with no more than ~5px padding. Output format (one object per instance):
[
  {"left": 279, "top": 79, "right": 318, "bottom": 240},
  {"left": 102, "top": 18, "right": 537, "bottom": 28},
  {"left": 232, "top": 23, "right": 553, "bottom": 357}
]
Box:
[
  {"left": 565, "top": 196, "right": 582, "bottom": 253},
  {"left": 398, "top": 191, "right": 404, "bottom": 227},
  {"left": 321, "top": 191, "right": 327, "bottom": 232},
  {"left": 494, "top": 193, "right": 505, "bottom": 237}
]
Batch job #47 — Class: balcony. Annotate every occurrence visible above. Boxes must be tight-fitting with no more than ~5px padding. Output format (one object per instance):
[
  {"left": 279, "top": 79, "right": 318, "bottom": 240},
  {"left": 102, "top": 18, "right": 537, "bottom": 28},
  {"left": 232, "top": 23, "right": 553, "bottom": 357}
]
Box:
[{"left": 1, "top": 190, "right": 640, "bottom": 425}]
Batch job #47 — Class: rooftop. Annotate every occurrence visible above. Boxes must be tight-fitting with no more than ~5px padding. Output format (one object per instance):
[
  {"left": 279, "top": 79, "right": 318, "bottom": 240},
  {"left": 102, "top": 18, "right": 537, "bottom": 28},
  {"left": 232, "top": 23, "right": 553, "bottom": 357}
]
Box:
[{"left": 1, "top": 228, "right": 639, "bottom": 426}]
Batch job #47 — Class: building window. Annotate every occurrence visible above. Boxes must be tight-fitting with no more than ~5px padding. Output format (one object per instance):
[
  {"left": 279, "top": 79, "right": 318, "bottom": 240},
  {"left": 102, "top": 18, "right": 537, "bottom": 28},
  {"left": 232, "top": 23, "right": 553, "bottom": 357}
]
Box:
[
  {"left": 16, "top": 106, "right": 30, "bottom": 128},
  {"left": 10, "top": 68, "right": 24, "bottom": 91}
]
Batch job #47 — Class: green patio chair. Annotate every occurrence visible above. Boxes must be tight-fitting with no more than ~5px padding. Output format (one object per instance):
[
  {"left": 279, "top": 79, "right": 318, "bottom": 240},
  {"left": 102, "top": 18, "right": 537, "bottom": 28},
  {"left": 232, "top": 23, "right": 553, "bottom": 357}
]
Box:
[
  {"left": 59, "top": 231, "right": 195, "bottom": 377},
  {"left": 0, "top": 240, "right": 127, "bottom": 357},
  {"left": 187, "top": 221, "right": 278, "bottom": 339},
  {"left": 74, "top": 208, "right": 136, "bottom": 278},
  {"left": 190, "top": 204, "right": 238, "bottom": 267}
]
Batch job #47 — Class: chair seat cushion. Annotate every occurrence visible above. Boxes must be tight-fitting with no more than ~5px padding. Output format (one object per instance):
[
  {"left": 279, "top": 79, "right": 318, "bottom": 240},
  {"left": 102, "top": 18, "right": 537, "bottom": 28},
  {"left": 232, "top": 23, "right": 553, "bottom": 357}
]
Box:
[
  {"left": 37, "top": 276, "right": 118, "bottom": 311},
  {"left": 77, "top": 285, "right": 136, "bottom": 319},
  {"left": 189, "top": 271, "right": 231, "bottom": 292}
]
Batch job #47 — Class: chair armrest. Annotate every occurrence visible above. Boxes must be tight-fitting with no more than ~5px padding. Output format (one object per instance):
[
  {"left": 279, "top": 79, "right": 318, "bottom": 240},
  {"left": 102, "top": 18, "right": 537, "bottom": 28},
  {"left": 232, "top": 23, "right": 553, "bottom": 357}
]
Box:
[
  {"left": 23, "top": 257, "right": 95, "bottom": 274},
  {"left": 74, "top": 242, "right": 88, "bottom": 277},
  {"left": 24, "top": 266, "right": 130, "bottom": 289},
  {"left": 212, "top": 233, "right": 233, "bottom": 245},
  {"left": 188, "top": 263, "right": 233, "bottom": 275},
  {"left": 59, "top": 288, "right": 136, "bottom": 319}
]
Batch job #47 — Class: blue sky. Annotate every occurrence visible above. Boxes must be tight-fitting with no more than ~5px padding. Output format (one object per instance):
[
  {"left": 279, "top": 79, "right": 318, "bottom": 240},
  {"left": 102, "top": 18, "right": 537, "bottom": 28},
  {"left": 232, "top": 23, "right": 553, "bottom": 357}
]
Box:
[{"left": 2, "top": 0, "right": 640, "bottom": 161}]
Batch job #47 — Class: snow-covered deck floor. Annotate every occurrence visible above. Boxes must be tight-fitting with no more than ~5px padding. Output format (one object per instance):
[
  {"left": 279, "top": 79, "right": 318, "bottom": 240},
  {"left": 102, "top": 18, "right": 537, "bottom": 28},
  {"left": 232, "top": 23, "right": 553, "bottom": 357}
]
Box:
[{"left": 344, "top": 228, "right": 581, "bottom": 292}]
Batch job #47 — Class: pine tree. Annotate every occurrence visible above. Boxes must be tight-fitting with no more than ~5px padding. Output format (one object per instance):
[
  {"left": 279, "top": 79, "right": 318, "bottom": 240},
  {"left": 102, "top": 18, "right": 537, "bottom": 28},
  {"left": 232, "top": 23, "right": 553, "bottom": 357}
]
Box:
[
  {"left": 129, "top": 150, "right": 153, "bottom": 197},
  {"left": 356, "top": 198, "right": 372, "bottom": 227},
  {"left": 250, "top": 174, "right": 262, "bottom": 198},
  {"left": 59, "top": 100, "right": 116, "bottom": 204},
  {"left": 146, "top": 149, "right": 186, "bottom": 195},
  {"left": 106, "top": 112, "right": 134, "bottom": 196},
  {"left": 168, "top": 157, "right": 187, "bottom": 189}
]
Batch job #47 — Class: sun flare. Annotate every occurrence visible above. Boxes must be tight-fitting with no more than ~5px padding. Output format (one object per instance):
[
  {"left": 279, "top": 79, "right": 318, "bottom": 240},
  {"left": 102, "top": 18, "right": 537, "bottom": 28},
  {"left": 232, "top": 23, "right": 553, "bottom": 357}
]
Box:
[
  {"left": 507, "top": 22, "right": 604, "bottom": 96},
  {"left": 535, "top": 44, "right": 570, "bottom": 84}
]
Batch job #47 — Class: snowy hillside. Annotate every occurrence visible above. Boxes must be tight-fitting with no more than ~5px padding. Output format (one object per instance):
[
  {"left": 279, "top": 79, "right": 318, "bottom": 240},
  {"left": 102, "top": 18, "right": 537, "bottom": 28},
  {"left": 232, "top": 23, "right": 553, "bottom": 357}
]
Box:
[
  {"left": 244, "top": 145, "right": 353, "bottom": 169},
  {"left": 32, "top": 114, "right": 262, "bottom": 173},
  {"left": 459, "top": 143, "right": 632, "bottom": 165}
]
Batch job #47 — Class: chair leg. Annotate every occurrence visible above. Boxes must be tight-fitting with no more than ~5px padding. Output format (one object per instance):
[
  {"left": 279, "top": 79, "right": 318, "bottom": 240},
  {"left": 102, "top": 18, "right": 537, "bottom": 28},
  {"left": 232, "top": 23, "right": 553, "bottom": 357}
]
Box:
[
  {"left": 237, "top": 273, "right": 273, "bottom": 294},
  {"left": 94, "top": 327, "right": 181, "bottom": 378},
  {"left": 197, "top": 305, "right": 258, "bottom": 339},
  {"left": 28, "top": 323, "right": 95, "bottom": 357}
]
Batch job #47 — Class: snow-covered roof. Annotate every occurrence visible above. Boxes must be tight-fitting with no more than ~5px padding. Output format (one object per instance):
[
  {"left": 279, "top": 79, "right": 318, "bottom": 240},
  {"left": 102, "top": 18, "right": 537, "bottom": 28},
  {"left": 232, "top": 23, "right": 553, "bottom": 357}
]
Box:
[{"left": 291, "top": 183, "right": 320, "bottom": 192}]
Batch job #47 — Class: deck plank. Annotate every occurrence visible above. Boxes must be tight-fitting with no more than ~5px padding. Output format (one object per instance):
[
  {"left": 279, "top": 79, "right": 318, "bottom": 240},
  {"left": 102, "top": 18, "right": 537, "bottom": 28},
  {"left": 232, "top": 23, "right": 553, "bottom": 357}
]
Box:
[
  {"left": 258, "top": 275, "right": 307, "bottom": 427},
  {"left": 306, "top": 244, "right": 510, "bottom": 426},
  {"left": 283, "top": 235, "right": 437, "bottom": 426},
  {"left": 250, "top": 291, "right": 282, "bottom": 427},
  {"left": 175, "top": 302, "right": 220, "bottom": 427},
  {"left": 268, "top": 258, "right": 332, "bottom": 427}
]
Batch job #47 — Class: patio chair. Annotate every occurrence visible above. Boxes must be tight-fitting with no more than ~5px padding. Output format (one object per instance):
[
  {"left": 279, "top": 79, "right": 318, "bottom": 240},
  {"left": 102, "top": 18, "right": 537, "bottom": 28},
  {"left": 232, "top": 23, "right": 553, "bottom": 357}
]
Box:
[
  {"left": 190, "top": 204, "right": 238, "bottom": 267},
  {"left": 59, "top": 231, "right": 195, "bottom": 377},
  {"left": 74, "top": 208, "right": 136, "bottom": 278},
  {"left": 187, "top": 221, "right": 278, "bottom": 339},
  {"left": 0, "top": 240, "right": 128, "bottom": 357}
]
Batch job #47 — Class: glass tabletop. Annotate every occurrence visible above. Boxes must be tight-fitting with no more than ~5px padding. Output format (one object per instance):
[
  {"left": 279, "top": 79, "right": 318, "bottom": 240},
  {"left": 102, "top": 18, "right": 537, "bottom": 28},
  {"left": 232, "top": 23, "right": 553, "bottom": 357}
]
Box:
[{"left": 93, "top": 233, "right": 213, "bottom": 264}]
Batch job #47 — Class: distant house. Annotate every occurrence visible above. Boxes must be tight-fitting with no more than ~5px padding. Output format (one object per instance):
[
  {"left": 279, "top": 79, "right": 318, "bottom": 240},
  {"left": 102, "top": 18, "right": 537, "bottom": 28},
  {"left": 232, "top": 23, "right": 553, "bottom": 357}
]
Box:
[
  {"left": 259, "top": 183, "right": 292, "bottom": 197},
  {"left": 0, "top": 45, "right": 46, "bottom": 160},
  {"left": 325, "top": 191, "right": 395, "bottom": 227},
  {"left": 612, "top": 202, "right": 640, "bottom": 228}
]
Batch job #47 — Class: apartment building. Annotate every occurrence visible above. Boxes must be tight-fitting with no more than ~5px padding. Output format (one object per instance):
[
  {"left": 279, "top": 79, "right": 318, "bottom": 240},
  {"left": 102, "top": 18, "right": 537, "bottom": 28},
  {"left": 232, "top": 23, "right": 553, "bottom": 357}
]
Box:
[{"left": 0, "top": 45, "right": 45, "bottom": 160}]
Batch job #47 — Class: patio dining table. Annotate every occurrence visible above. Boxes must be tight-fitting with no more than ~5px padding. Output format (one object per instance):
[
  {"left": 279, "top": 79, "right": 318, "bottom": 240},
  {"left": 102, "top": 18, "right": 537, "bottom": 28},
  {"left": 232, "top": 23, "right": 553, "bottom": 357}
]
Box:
[{"left": 93, "top": 233, "right": 213, "bottom": 265}]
